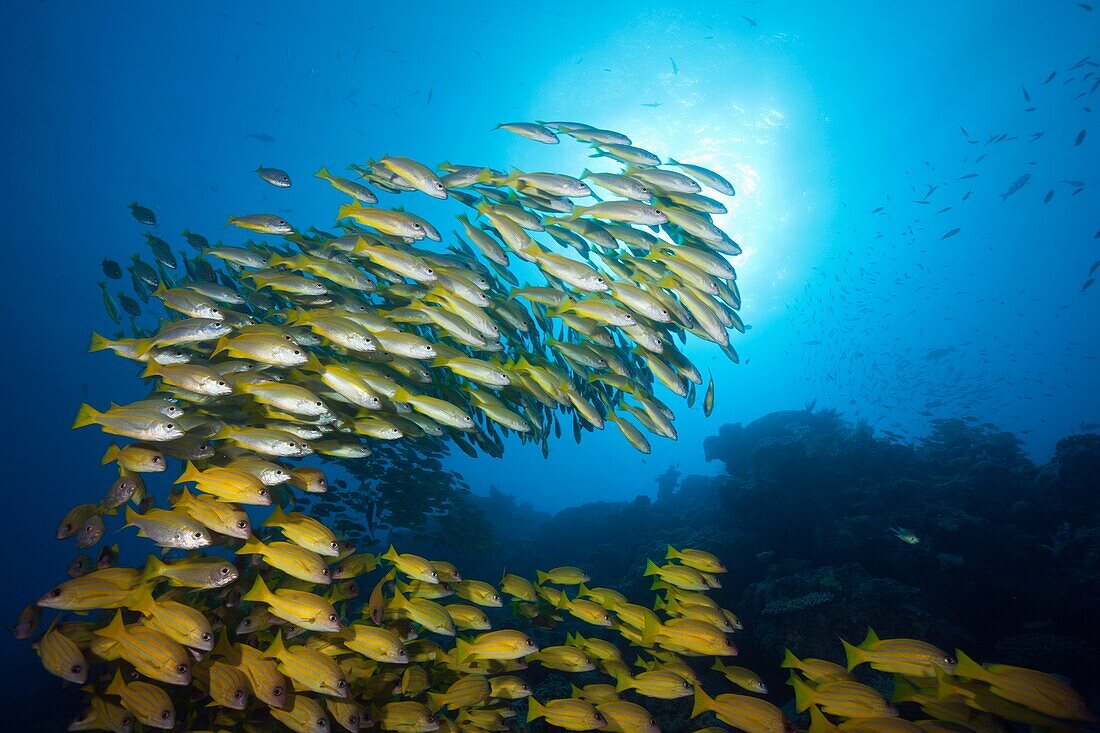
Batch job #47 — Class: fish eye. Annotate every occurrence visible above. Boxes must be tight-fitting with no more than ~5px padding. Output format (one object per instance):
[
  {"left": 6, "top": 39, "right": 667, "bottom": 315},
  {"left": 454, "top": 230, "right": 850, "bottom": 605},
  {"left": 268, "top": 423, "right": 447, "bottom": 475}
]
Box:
[
  {"left": 241, "top": 617, "right": 252, "bottom": 627},
  {"left": 122, "top": 716, "right": 132, "bottom": 726},
  {"left": 70, "top": 664, "right": 82, "bottom": 674},
  {"left": 337, "top": 680, "right": 347, "bottom": 689},
  {"left": 217, "top": 381, "right": 226, "bottom": 387},
  {"left": 152, "top": 456, "right": 162, "bottom": 463},
  {"left": 176, "top": 664, "right": 188, "bottom": 674},
  {"left": 278, "top": 219, "right": 287, "bottom": 226},
  {"left": 292, "top": 349, "right": 301, "bottom": 356},
  {"left": 596, "top": 277, "right": 605, "bottom": 283},
  {"left": 398, "top": 649, "right": 407, "bottom": 657},
  {"left": 431, "top": 572, "right": 438, "bottom": 579},
  {"left": 273, "top": 686, "right": 284, "bottom": 696},
  {"left": 201, "top": 632, "right": 211, "bottom": 641},
  {"left": 161, "top": 710, "right": 171, "bottom": 720},
  {"left": 233, "top": 689, "right": 243, "bottom": 700},
  {"left": 330, "top": 541, "right": 339, "bottom": 549},
  {"left": 315, "top": 401, "right": 323, "bottom": 407},
  {"left": 425, "top": 267, "right": 434, "bottom": 274},
  {"left": 49, "top": 588, "right": 62, "bottom": 597},
  {"left": 328, "top": 614, "right": 338, "bottom": 622},
  {"left": 166, "top": 423, "right": 174, "bottom": 429},
  {"left": 318, "top": 719, "right": 327, "bottom": 728},
  {"left": 349, "top": 715, "right": 359, "bottom": 725},
  {"left": 214, "top": 322, "right": 223, "bottom": 327},
  {"left": 322, "top": 568, "right": 330, "bottom": 576},
  {"left": 220, "top": 566, "right": 231, "bottom": 574},
  {"left": 413, "top": 223, "right": 422, "bottom": 229},
  {"left": 193, "top": 532, "right": 203, "bottom": 539},
  {"left": 259, "top": 489, "right": 269, "bottom": 496},
  {"left": 237, "top": 520, "right": 248, "bottom": 529}
]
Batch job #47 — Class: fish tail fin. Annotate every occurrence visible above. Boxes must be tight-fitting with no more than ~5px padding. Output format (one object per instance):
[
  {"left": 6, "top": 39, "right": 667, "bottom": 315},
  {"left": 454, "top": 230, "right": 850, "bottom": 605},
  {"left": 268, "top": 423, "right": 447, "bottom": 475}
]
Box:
[
  {"left": 613, "top": 670, "right": 632, "bottom": 692},
  {"left": 790, "top": 675, "right": 814, "bottom": 712},
  {"left": 641, "top": 613, "right": 660, "bottom": 647},
  {"left": 106, "top": 669, "right": 126, "bottom": 697},
  {"left": 570, "top": 684, "right": 583, "bottom": 698},
  {"left": 710, "top": 658, "right": 725, "bottom": 673},
  {"left": 211, "top": 336, "right": 231, "bottom": 357},
  {"left": 174, "top": 461, "right": 202, "bottom": 486},
  {"left": 780, "top": 648, "right": 800, "bottom": 670},
  {"left": 642, "top": 559, "right": 660, "bottom": 577},
  {"left": 71, "top": 403, "right": 101, "bottom": 429},
  {"left": 315, "top": 166, "right": 331, "bottom": 180},
  {"left": 858, "top": 626, "right": 880, "bottom": 650},
  {"left": 666, "top": 157, "right": 680, "bottom": 165},
  {"left": 140, "top": 554, "right": 166, "bottom": 583},
  {"left": 526, "top": 697, "right": 545, "bottom": 722},
  {"left": 891, "top": 674, "right": 918, "bottom": 702},
  {"left": 262, "top": 504, "right": 288, "bottom": 528},
  {"left": 427, "top": 692, "right": 444, "bottom": 712},
  {"left": 454, "top": 637, "right": 472, "bottom": 663},
  {"left": 123, "top": 582, "right": 156, "bottom": 614},
  {"left": 123, "top": 505, "right": 139, "bottom": 528},
  {"left": 263, "top": 629, "right": 285, "bottom": 659},
  {"left": 101, "top": 444, "right": 120, "bottom": 465},
  {"left": 336, "top": 204, "right": 358, "bottom": 221},
  {"left": 96, "top": 610, "right": 127, "bottom": 641},
  {"left": 241, "top": 574, "right": 272, "bottom": 604},
  {"left": 952, "top": 649, "right": 985, "bottom": 681},
  {"left": 665, "top": 545, "right": 681, "bottom": 561},
  {"left": 653, "top": 595, "right": 666, "bottom": 611},
  {"left": 535, "top": 570, "right": 549, "bottom": 585},
  {"left": 381, "top": 545, "right": 399, "bottom": 563},
  {"left": 225, "top": 216, "right": 239, "bottom": 227},
  {"left": 237, "top": 536, "right": 265, "bottom": 556},
  {"left": 134, "top": 337, "right": 157, "bottom": 357},
  {"left": 808, "top": 706, "right": 830, "bottom": 730},
  {"left": 840, "top": 638, "right": 864, "bottom": 671},
  {"left": 690, "top": 685, "right": 714, "bottom": 718},
  {"left": 88, "top": 332, "right": 114, "bottom": 352}
]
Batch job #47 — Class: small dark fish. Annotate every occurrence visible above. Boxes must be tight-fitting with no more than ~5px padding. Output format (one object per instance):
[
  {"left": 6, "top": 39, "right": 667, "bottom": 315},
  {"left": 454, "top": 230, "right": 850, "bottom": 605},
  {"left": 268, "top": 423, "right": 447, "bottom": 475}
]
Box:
[
  {"left": 128, "top": 202, "right": 156, "bottom": 226},
  {"left": 9, "top": 604, "right": 41, "bottom": 640},
  {"left": 68, "top": 554, "right": 93, "bottom": 578},
  {"left": 669, "top": 57, "right": 678, "bottom": 75},
  {"left": 118, "top": 293, "right": 141, "bottom": 317},
  {"left": 999, "top": 173, "right": 1031, "bottom": 201},
  {"left": 245, "top": 132, "right": 276, "bottom": 143},
  {"left": 941, "top": 228, "right": 961, "bottom": 240},
  {"left": 182, "top": 230, "right": 208, "bottom": 250},
  {"left": 101, "top": 259, "right": 122, "bottom": 279},
  {"left": 1074, "top": 128, "right": 1087, "bottom": 146},
  {"left": 1089, "top": 260, "right": 1100, "bottom": 276},
  {"left": 1083, "top": 278, "right": 1096, "bottom": 292},
  {"left": 97, "top": 544, "right": 119, "bottom": 569},
  {"left": 1063, "top": 179, "right": 1085, "bottom": 187},
  {"left": 958, "top": 124, "right": 971, "bottom": 139},
  {"left": 1044, "top": 190, "right": 1054, "bottom": 203},
  {"left": 426, "top": 86, "right": 433, "bottom": 106},
  {"left": 1021, "top": 84, "right": 1030, "bottom": 102},
  {"left": 641, "top": 103, "right": 662, "bottom": 108},
  {"left": 871, "top": 206, "right": 884, "bottom": 213},
  {"left": 1029, "top": 132, "right": 1045, "bottom": 142},
  {"left": 957, "top": 173, "right": 979, "bottom": 179},
  {"left": 1044, "top": 71, "right": 1057, "bottom": 84},
  {"left": 961, "top": 190, "right": 972, "bottom": 201},
  {"left": 741, "top": 15, "right": 758, "bottom": 27}
]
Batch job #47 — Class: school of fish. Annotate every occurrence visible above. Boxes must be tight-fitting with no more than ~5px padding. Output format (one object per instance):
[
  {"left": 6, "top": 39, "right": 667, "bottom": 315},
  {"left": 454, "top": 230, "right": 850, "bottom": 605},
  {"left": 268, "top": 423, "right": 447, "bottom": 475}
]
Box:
[{"left": 16, "top": 120, "right": 1096, "bottom": 731}]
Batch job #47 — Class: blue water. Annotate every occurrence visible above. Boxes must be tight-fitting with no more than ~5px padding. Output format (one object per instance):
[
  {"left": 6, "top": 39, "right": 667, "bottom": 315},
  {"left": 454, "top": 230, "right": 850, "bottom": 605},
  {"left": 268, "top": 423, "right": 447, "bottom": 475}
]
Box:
[{"left": 1, "top": 1, "right": 1097, "bottom": 728}]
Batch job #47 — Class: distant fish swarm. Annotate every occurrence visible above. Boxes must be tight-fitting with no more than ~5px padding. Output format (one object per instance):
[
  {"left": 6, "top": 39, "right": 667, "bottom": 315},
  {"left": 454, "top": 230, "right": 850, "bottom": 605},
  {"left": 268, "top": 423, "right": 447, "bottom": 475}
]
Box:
[{"left": 20, "top": 121, "right": 1096, "bottom": 731}]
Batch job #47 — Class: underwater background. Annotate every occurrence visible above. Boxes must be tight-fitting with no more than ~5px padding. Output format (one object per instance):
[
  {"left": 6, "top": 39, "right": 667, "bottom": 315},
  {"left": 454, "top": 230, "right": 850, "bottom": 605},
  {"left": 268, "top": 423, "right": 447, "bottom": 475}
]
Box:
[{"left": 1, "top": 1, "right": 1099, "bottom": 731}]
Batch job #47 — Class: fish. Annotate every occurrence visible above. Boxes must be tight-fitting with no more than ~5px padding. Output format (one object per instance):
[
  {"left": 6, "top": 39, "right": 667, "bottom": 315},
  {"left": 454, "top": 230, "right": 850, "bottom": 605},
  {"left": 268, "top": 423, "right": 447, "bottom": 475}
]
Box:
[
  {"left": 998, "top": 173, "right": 1031, "bottom": 201},
  {"left": 255, "top": 166, "right": 292, "bottom": 187},
  {"left": 128, "top": 202, "right": 156, "bottom": 226},
  {"left": 1074, "top": 128, "right": 1087, "bottom": 146},
  {"left": 890, "top": 526, "right": 920, "bottom": 544},
  {"left": 245, "top": 132, "right": 277, "bottom": 143}
]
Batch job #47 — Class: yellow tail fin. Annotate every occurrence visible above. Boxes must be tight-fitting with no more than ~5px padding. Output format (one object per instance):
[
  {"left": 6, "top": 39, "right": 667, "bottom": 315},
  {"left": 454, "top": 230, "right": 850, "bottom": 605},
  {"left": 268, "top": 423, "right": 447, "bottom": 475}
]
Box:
[{"left": 71, "top": 403, "right": 101, "bottom": 429}]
